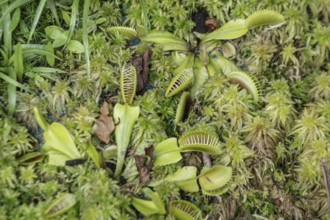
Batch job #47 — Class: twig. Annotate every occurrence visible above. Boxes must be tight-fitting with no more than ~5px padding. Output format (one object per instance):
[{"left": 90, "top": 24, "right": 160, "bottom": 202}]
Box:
[
  {"left": 321, "top": 158, "right": 330, "bottom": 207},
  {"left": 202, "top": 153, "right": 211, "bottom": 167}
]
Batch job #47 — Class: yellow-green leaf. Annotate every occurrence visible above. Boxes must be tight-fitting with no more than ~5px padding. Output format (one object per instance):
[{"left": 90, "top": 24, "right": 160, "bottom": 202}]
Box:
[
  {"left": 166, "top": 166, "right": 199, "bottom": 192},
  {"left": 45, "top": 42, "right": 55, "bottom": 66},
  {"left": 202, "top": 19, "right": 248, "bottom": 42},
  {"left": 9, "top": 8, "right": 20, "bottom": 32},
  {"left": 67, "top": 40, "right": 84, "bottom": 53},
  {"left": 13, "top": 43, "right": 23, "bottom": 82},
  {"left": 46, "top": 150, "right": 73, "bottom": 166},
  {"left": 86, "top": 140, "right": 102, "bottom": 168},
  {"left": 43, "top": 122, "right": 81, "bottom": 160},
  {"left": 113, "top": 103, "right": 140, "bottom": 177},
  {"left": 154, "top": 137, "right": 182, "bottom": 167}
]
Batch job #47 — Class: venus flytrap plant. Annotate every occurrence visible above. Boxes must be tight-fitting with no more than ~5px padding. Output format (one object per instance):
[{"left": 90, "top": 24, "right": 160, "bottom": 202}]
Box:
[
  {"left": 113, "top": 65, "right": 140, "bottom": 177},
  {"left": 142, "top": 10, "right": 284, "bottom": 101}
]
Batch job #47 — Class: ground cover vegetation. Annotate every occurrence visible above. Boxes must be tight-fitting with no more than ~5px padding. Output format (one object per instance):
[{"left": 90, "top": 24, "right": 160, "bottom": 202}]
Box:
[{"left": 1, "top": 0, "right": 330, "bottom": 219}]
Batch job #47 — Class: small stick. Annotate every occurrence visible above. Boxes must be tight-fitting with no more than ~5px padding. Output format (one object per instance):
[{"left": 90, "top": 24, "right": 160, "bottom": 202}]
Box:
[
  {"left": 202, "top": 153, "right": 211, "bottom": 167},
  {"left": 203, "top": 45, "right": 207, "bottom": 66},
  {"left": 321, "top": 158, "right": 330, "bottom": 207}
]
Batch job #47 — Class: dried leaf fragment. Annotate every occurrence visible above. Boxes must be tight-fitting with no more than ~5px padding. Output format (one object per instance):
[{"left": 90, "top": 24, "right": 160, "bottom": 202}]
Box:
[
  {"left": 94, "top": 102, "right": 115, "bottom": 144},
  {"left": 134, "top": 145, "right": 154, "bottom": 185}
]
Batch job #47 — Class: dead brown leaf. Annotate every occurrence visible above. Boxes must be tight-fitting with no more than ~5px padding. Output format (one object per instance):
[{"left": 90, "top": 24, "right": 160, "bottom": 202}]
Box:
[
  {"left": 132, "top": 50, "right": 149, "bottom": 95},
  {"left": 205, "top": 18, "right": 218, "bottom": 32},
  {"left": 134, "top": 145, "right": 154, "bottom": 185},
  {"left": 94, "top": 101, "right": 115, "bottom": 144}
]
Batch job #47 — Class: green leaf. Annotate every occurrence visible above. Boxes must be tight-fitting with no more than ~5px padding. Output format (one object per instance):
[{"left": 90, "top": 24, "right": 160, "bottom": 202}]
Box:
[
  {"left": 7, "top": 68, "right": 16, "bottom": 115},
  {"left": 0, "top": 71, "right": 28, "bottom": 90},
  {"left": 86, "top": 140, "right": 102, "bottom": 168},
  {"left": 154, "top": 137, "right": 182, "bottom": 167},
  {"left": 31, "top": 67, "right": 66, "bottom": 74},
  {"left": 67, "top": 0, "right": 79, "bottom": 43},
  {"left": 113, "top": 103, "right": 140, "bottom": 177},
  {"left": 165, "top": 166, "right": 199, "bottom": 192},
  {"left": 46, "top": 150, "right": 73, "bottom": 166},
  {"left": 82, "top": 0, "right": 91, "bottom": 76},
  {"left": 0, "top": 0, "right": 32, "bottom": 25},
  {"left": 52, "top": 38, "right": 67, "bottom": 48},
  {"left": 202, "top": 19, "right": 248, "bottom": 42},
  {"left": 23, "top": 48, "right": 61, "bottom": 61},
  {"left": 0, "top": 48, "right": 9, "bottom": 64},
  {"left": 27, "top": 0, "right": 47, "bottom": 43},
  {"left": 33, "top": 107, "right": 49, "bottom": 130},
  {"left": 209, "top": 50, "right": 239, "bottom": 75},
  {"left": 9, "top": 8, "right": 20, "bottom": 32},
  {"left": 131, "top": 188, "right": 166, "bottom": 216},
  {"left": 45, "top": 26, "right": 68, "bottom": 47},
  {"left": 42, "top": 122, "right": 82, "bottom": 166},
  {"left": 67, "top": 40, "right": 85, "bottom": 53},
  {"left": 191, "top": 59, "right": 208, "bottom": 97},
  {"left": 17, "top": 152, "right": 44, "bottom": 166},
  {"left": 45, "top": 42, "right": 55, "bottom": 66},
  {"left": 3, "top": 2, "right": 12, "bottom": 56},
  {"left": 46, "top": 0, "right": 60, "bottom": 26},
  {"left": 45, "top": 25, "right": 64, "bottom": 40},
  {"left": 13, "top": 43, "right": 23, "bottom": 82},
  {"left": 61, "top": 9, "right": 71, "bottom": 26}
]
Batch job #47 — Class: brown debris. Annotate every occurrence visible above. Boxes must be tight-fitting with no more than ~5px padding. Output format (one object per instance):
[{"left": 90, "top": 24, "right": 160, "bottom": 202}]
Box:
[
  {"left": 134, "top": 145, "right": 154, "bottom": 185},
  {"left": 94, "top": 101, "right": 115, "bottom": 144},
  {"left": 205, "top": 18, "right": 218, "bottom": 32},
  {"left": 132, "top": 50, "right": 150, "bottom": 95}
]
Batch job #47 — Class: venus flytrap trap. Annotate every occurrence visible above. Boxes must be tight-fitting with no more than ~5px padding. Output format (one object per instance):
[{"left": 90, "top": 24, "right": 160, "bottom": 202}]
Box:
[
  {"left": 198, "top": 165, "right": 233, "bottom": 196},
  {"left": 174, "top": 91, "right": 193, "bottom": 124},
  {"left": 44, "top": 193, "right": 77, "bottom": 218},
  {"left": 179, "top": 130, "right": 222, "bottom": 155},
  {"left": 170, "top": 200, "right": 203, "bottom": 220}
]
